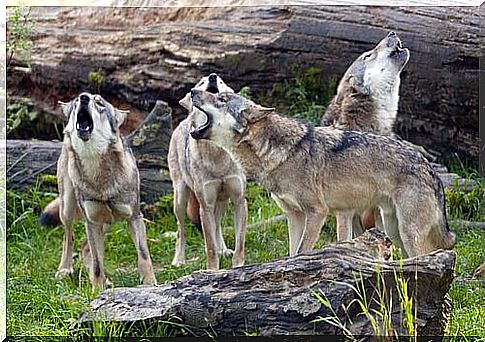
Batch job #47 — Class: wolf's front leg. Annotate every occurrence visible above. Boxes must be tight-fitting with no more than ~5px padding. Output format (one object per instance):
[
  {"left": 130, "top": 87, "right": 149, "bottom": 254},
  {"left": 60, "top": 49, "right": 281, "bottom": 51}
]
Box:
[
  {"left": 128, "top": 214, "right": 156, "bottom": 286},
  {"left": 56, "top": 180, "right": 77, "bottom": 278},
  {"left": 296, "top": 206, "right": 328, "bottom": 255},
  {"left": 335, "top": 210, "right": 354, "bottom": 241},
  {"left": 231, "top": 197, "right": 247, "bottom": 268},
  {"left": 56, "top": 222, "right": 75, "bottom": 278},
  {"left": 85, "top": 222, "right": 106, "bottom": 289},
  {"left": 285, "top": 210, "right": 305, "bottom": 257},
  {"left": 200, "top": 208, "right": 220, "bottom": 270},
  {"left": 172, "top": 182, "right": 190, "bottom": 266}
]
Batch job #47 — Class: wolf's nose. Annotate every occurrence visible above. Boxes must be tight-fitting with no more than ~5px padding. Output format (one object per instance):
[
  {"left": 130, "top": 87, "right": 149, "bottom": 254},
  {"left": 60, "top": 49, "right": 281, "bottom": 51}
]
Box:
[
  {"left": 208, "top": 73, "right": 217, "bottom": 83},
  {"left": 80, "top": 94, "right": 90, "bottom": 104},
  {"left": 388, "top": 31, "right": 396, "bottom": 37}
]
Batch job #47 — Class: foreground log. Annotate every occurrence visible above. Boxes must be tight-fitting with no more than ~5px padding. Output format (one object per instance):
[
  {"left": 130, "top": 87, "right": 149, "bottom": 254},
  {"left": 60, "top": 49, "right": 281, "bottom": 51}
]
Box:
[
  {"left": 6, "top": 100, "right": 173, "bottom": 205},
  {"left": 81, "top": 229, "right": 455, "bottom": 336},
  {"left": 7, "top": 6, "right": 479, "bottom": 164}
]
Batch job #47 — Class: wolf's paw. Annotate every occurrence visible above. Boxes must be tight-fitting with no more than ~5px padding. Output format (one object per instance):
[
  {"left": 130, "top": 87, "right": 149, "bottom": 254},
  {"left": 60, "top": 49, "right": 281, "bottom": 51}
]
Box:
[
  {"left": 171, "top": 258, "right": 186, "bottom": 267},
  {"left": 219, "top": 248, "right": 234, "bottom": 258},
  {"left": 141, "top": 274, "right": 157, "bottom": 286},
  {"left": 55, "top": 268, "right": 73, "bottom": 278}
]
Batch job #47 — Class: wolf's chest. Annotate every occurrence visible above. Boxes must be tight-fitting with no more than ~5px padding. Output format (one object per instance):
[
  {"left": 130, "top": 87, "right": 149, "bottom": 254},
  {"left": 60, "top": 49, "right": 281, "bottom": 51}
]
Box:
[{"left": 81, "top": 199, "right": 133, "bottom": 224}]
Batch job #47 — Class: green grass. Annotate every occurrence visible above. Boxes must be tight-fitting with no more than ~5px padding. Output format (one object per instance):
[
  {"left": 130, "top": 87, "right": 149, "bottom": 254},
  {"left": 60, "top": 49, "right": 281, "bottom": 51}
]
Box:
[{"left": 6, "top": 174, "right": 484, "bottom": 337}]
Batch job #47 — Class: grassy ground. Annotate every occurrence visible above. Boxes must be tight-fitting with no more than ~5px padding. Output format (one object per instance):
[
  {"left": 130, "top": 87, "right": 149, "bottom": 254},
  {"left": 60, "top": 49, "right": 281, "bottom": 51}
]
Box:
[{"left": 6, "top": 173, "right": 484, "bottom": 337}]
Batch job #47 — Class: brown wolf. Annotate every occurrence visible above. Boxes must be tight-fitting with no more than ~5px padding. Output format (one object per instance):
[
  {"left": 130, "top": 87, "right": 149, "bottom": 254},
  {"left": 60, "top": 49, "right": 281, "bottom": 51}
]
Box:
[
  {"left": 189, "top": 90, "right": 456, "bottom": 258},
  {"left": 321, "top": 31, "right": 411, "bottom": 238},
  {"left": 168, "top": 74, "right": 247, "bottom": 270},
  {"left": 39, "top": 93, "right": 156, "bottom": 289},
  {"left": 321, "top": 31, "right": 409, "bottom": 135}
]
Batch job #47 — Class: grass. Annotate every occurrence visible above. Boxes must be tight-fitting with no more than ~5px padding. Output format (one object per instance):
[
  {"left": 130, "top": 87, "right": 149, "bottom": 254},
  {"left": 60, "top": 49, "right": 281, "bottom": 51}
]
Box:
[
  {"left": 5, "top": 69, "right": 483, "bottom": 337},
  {"left": 5, "top": 171, "right": 484, "bottom": 337}
]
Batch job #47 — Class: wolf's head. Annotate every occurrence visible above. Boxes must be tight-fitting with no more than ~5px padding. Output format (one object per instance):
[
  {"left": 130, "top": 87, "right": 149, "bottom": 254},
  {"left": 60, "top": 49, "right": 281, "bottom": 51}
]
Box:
[
  {"left": 337, "top": 31, "right": 409, "bottom": 98},
  {"left": 190, "top": 90, "right": 274, "bottom": 146},
  {"left": 60, "top": 92, "right": 128, "bottom": 147},
  {"left": 179, "top": 73, "right": 234, "bottom": 113}
]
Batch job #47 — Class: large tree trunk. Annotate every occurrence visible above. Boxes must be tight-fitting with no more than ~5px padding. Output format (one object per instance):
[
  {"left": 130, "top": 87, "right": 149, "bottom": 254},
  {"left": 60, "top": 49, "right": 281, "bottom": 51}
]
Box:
[
  {"left": 81, "top": 229, "right": 455, "bottom": 337},
  {"left": 7, "top": 6, "right": 479, "bottom": 164},
  {"left": 6, "top": 101, "right": 173, "bottom": 206}
]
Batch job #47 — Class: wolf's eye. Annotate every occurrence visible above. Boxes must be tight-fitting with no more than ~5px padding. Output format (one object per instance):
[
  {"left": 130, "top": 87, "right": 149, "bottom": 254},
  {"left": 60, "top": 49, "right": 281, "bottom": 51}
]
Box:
[{"left": 363, "top": 53, "right": 372, "bottom": 61}]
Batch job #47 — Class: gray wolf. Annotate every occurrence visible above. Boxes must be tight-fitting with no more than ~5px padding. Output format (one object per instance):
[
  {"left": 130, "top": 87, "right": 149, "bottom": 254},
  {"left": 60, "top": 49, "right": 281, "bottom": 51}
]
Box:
[
  {"left": 321, "top": 31, "right": 409, "bottom": 135},
  {"left": 168, "top": 74, "right": 247, "bottom": 270},
  {"left": 40, "top": 92, "right": 156, "bottom": 289},
  {"left": 322, "top": 31, "right": 410, "bottom": 238},
  {"left": 188, "top": 90, "right": 456, "bottom": 258},
  {"left": 321, "top": 31, "right": 420, "bottom": 240}
]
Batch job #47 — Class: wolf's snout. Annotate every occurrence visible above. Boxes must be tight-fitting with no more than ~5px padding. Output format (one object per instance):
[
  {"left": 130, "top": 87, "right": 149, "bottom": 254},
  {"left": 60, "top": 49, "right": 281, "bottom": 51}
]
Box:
[
  {"left": 208, "top": 73, "right": 217, "bottom": 83},
  {"left": 206, "top": 73, "right": 219, "bottom": 93},
  {"left": 80, "top": 94, "right": 90, "bottom": 104}
]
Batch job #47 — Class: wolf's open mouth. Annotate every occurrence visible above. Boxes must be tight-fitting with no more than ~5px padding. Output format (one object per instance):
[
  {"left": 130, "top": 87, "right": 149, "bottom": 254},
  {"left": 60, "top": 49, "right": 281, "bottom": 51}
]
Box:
[
  {"left": 76, "top": 107, "right": 93, "bottom": 140},
  {"left": 206, "top": 85, "right": 219, "bottom": 94},
  {"left": 190, "top": 105, "right": 211, "bottom": 139}
]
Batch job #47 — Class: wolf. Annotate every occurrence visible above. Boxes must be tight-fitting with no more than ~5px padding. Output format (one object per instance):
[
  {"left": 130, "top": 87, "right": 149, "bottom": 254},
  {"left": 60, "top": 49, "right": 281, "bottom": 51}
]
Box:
[
  {"left": 321, "top": 31, "right": 417, "bottom": 239},
  {"left": 321, "top": 31, "right": 409, "bottom": 135},
  {"left": 39, "top": 92, "right": 156, "bottom": 289},
  {"left": 188, "top": 90, "right": 456, "bottom": 258},
  {"left": 168, "top": 74, "right": 247, "bottom": 270}
]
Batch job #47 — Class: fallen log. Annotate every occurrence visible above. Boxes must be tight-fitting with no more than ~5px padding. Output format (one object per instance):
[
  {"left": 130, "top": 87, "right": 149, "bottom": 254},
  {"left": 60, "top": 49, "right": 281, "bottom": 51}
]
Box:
[
  {"left": 6, "top": 100, "right": 173, "bottom": 206},
  {"left": 81, "top": 229, "right": 455, "bottom": 337}
]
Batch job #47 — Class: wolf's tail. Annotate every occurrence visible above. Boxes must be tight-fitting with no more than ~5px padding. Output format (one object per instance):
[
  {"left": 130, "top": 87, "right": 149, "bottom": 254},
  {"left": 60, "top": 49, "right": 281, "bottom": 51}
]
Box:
[
  {"left": 39, "top": 197, "right": 62, "bottom": 228},
  {"left": 186, "top": 191, "right": 202, "bottom": 232}
]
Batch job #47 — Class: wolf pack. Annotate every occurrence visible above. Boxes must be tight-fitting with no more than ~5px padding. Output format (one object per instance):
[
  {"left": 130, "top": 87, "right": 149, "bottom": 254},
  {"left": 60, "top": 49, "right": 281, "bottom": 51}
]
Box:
[{"left": 39, "top": 31, "right": 456, "bottom": 289}]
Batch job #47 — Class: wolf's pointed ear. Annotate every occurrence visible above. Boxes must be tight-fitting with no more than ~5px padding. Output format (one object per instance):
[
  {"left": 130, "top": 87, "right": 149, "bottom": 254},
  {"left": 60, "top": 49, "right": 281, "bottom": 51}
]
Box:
[
  {"left": 114, "top": 109, "right": 129, "bottom": 128},
  {"left": 349, "top": 74, "right": 370, "bottom": 95},
  {"left": 243, "top": 104, "right": 275, "bottom": 123},
  {"left": 58, "top": 100, "right": 71, "bottom": 119},
  {"left": 179, "top": 92, "right": 193, "bottom": 112}
]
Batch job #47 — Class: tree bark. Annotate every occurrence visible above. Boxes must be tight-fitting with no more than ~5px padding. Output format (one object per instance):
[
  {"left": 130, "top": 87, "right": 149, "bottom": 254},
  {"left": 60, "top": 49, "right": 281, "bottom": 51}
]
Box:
[
  {"left": 7, "top": 6, "right": 479, "bottom": 164},
  {"left": 6, "top": 100, "right": 173, "bottom": 206},
  {"left": 81, "top": 229, "right": 455, "bottom": 337}
]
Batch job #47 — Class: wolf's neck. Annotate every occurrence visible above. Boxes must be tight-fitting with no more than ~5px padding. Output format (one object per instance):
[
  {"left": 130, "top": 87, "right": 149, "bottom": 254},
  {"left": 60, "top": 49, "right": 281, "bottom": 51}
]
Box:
[
  {"left": 70, "top": 136, "right": 128, "bottom": 177},
  {"left": 232, "top": 114, "right": 309, "bottom": 180},
  {"left": 371, "top": 78, "right": 400, "bottom": 134}
]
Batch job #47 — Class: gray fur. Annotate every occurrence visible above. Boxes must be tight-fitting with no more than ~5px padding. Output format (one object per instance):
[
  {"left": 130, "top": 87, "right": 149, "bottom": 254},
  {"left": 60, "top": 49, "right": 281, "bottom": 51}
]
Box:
[
  {"left": 44, "top": 92, "right": 156, "bottom": 289},
  {"left": 190, "top": 91, "right": 456, "bottom": 258},
  {"left": 321, "top": 31, "right": 409, "bottom": 135},
  {"left": 168, "top": 75, "right": 247, "bottom": 270}
]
